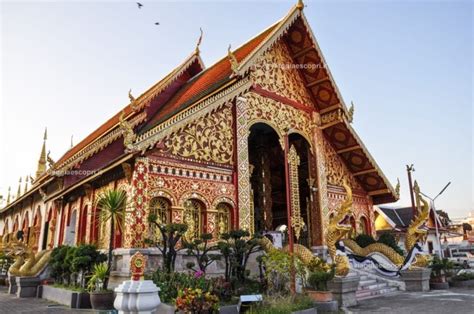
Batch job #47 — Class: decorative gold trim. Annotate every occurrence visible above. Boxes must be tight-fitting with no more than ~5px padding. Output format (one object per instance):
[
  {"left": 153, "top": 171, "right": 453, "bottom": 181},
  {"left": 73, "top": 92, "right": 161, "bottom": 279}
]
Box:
[{"left": 288, "top": 145, "right": 305, "bottom": 240}]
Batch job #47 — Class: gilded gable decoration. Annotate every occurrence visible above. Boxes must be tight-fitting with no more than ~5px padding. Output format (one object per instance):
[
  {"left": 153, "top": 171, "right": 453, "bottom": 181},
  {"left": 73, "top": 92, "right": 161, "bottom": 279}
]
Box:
[
  {"left": 251, "top": 42, "right": 314, "bottom": 106},
  {"left": 159, "top": 105, "right": 233, "bottom": 165}
]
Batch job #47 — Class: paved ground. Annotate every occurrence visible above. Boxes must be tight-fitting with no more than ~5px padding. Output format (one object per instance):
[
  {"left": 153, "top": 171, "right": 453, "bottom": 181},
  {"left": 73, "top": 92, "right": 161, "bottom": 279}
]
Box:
[
  {"left": 347, "top": 288, "right": 474, "bottom": 314},
  {"left": 1, "top": 286, "right": 473, "bottom": 313},
  {"left": 0, "top": 287, "right": 110, "bottom": 314}
]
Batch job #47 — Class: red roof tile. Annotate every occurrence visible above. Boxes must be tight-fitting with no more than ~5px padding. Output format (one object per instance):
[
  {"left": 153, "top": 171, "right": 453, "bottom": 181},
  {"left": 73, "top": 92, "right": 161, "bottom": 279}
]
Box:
[{"left": 144, "top": 23, "right": 279, "bottom": 129}]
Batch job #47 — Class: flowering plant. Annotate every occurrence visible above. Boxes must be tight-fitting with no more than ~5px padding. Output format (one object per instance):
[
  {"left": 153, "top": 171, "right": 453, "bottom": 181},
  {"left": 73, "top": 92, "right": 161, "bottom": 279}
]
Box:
[{"left": 175, "top": 287, "right": 219, "bottom": 313}]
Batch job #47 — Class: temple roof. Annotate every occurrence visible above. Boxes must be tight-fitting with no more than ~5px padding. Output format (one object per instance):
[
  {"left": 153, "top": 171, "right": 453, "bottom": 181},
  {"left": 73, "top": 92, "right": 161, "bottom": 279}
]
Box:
[
  {"left": 2, "top": 2, "right": 398, "bottom": 212},
  {"left": 140, "top": 23, "right": 279, "bottom": 133},
  {"left": 54, "top": 52, "right": 205, "bottom": 170}
]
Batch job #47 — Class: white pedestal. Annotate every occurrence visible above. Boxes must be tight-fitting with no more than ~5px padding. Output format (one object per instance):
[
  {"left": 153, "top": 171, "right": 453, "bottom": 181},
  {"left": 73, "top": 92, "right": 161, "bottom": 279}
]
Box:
[{"left": 114, "top": 280, "right": 161, "bottom": 314}]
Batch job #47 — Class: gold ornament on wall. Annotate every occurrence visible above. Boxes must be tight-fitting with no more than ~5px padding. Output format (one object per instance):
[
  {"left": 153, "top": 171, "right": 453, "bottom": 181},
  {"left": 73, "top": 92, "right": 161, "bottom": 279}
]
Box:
[
  {"left": 161, "top": 105, "right": 233, "bottom": 164},
  {"left": 288, "top": 145, "right": 305, "bottom": 241}
]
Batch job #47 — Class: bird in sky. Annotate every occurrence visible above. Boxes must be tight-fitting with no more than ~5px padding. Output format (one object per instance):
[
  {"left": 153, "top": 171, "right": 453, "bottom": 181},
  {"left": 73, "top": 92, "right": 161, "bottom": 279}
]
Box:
[
  {"left": 155, "top": 22, "right": 160, "bottom": 25},
  {"left": 137, "top": 2, "right": 143, "bottom": 9}
]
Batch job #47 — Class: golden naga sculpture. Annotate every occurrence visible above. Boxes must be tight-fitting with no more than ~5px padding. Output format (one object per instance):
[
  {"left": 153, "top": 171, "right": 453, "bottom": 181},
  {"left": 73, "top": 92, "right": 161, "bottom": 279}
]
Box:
[
  {"left": 2, "top": 237, "right": 51, "bottom": 277},
  {"left": 119, "top": 110, "right": 137, "bottom": 152},
  {"left": 342, "top": 239, "right": 405, "bottom": 267},
  {"left": 258, "top": 236, "right": 330, "bottom": 271},
  {"left": 405, "top": 183, "right": 431, "bottom": 268},
  {"left": 326, "top": 180, "right": 353, "bottom": 277}
]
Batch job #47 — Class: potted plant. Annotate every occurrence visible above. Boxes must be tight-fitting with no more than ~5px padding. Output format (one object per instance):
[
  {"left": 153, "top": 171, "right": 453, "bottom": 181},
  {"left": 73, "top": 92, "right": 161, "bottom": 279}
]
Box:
[
  {"left": 429, "top": 256, "right": 453, "bottom": 289},
  {"left": 90, "top": 189, "right": 126, "bottom": 310},
  {"left": 88, "top": 262, "right": 114, "bottom": 310},
  {"left": 305, "top": 266, "right": 335, "bottom": 302}
]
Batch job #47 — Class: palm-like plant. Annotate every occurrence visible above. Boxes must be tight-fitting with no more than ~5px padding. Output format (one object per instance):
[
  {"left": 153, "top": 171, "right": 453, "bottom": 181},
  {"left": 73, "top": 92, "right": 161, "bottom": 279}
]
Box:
[{"left": 96, "top": 189, "right": 126, "bottom": 289}]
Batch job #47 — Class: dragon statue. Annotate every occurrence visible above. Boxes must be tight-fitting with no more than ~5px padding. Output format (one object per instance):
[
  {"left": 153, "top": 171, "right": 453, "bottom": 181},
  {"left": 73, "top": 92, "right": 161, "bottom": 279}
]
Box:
[
  {"left": 1, "top": 236, "right": 51, "bottom": 277},
  {"left": 258, "top": 236, "right": 329, "bottom": 271},
  {"left": 337, "top": 182, "right": 431, "bottom": 275},
  {"left": 325, "top": 180, "right": 353, "bottom": 277},
  {"left": 404, "top": 185, "right": 431, "bottom": 268}
]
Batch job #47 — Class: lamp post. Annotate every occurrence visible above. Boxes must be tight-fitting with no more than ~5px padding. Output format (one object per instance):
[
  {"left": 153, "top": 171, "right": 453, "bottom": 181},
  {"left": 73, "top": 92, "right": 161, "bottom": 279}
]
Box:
[{"left": 420, "top": 182, "right": 451, "bottom": 258}]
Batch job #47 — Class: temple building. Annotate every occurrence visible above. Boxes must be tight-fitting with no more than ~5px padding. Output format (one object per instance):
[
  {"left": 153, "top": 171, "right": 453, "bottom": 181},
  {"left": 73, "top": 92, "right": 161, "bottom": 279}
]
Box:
[{"left": 0, "top": 2, "right": 397, "bottom": 270}]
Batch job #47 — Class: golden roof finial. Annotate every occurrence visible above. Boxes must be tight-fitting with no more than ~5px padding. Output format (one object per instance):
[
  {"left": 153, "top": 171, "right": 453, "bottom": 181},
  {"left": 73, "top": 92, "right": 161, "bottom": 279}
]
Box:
[
  {"left": 17, "top": 177, "right": 22, "bottom": 199},
  {"left": 195, "top": 27, "right": 203, "bottom": 54},
  {"left": 128, "top": 89, "right": 139, "bottom": 111},
  {"left": 36, "top": 127, "right": 47, "bottom": 179},
  {"left": 6, "top": 187, "right": 11, "bottom": 205},
  {"left": 395, "top": 178, "right": 400, "bottom": 199},
  {"left": 296, "top": 0, "right": 304, "bottom": 10},
  {"left": 227, "top": 44, "right": 239, "bottom": 75},
  {"left": 348, "top": 101, "right": 355, "bottom": 123}
]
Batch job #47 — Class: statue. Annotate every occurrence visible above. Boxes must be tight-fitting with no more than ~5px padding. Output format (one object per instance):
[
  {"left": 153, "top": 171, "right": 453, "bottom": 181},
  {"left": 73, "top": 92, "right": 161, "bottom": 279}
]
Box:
[{"left": 326, "top": 180, "right": 352, "bottom": 277}]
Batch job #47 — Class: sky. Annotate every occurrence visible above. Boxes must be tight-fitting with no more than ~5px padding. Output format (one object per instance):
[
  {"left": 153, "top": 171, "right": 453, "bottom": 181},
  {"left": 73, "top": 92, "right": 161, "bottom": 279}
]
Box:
[{"left": 0, "top": 0, "right": 472, "bottom": 218}]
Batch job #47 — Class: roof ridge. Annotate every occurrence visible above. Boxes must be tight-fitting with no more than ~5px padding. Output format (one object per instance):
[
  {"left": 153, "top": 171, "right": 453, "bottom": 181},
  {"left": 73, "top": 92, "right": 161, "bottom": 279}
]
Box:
[{"left": 54, "top": 51, "right": 204, "bottom": 169}]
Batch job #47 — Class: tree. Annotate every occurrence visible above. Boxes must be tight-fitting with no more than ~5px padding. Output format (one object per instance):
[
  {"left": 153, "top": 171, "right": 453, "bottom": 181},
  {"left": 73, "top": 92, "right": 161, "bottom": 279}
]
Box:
[
  {"left": 146, "top": 218, "right": 187, "bottom": 273},
  {"left": 71, "top": 244, "right": 107, "bottom": 288},
  {"left": 217, "top": 230, "right": 262, "bottom": 282},
  {"left": 462, "top": 223, "right": 472, "bottom": 235},
  {"left": 437, "top": 210, "right": 451, "bottom": 227},
  {"left": 95, "top": 189, "right": 126, "bottom": 289},
  {"left": 183, "top": 233, "right": 220, "bottom": 273}
]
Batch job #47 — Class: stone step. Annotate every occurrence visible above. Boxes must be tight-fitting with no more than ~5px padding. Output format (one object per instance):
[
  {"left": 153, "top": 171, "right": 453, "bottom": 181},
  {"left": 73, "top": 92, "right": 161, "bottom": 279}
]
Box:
[
  {"left": 358, "top": 283, "right": 387, "bottom": 291},
  {"left": 358, "top": 279, "right": 377, "bottom": 286},
  {"left": 356, "top": 287, "right": 398, "bottom": 301}
]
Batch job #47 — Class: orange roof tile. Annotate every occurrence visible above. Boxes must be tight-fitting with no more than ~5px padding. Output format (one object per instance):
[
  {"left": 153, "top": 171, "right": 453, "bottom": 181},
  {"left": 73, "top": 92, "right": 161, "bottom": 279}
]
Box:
[
  {"left": 144, "top": 22, "right": 279, "bottom": 129},
  {"left": 55, "top": 54, "right": 204, "bottom": 167}
]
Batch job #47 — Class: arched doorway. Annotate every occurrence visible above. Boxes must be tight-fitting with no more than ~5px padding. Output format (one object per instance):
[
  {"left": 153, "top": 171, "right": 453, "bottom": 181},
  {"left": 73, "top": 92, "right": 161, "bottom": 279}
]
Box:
[
  {"left": 359, "top": 216, "right": 369, "bottom": 235},
  {"left": 248, "top": 123, "right": 287, "bottom": 233},
  {"left": 31, "top": 208, "right": 42, "bottom": 250},
  {"left": 64, "top": 209, "right": 77, "bottom": 245}
]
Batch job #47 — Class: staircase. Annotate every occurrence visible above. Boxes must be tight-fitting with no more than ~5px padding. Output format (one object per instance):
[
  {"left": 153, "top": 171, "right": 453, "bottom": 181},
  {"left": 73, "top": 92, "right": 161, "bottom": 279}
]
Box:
[{"left": 354, "top": 270, "right": 401, "bottom": 300}]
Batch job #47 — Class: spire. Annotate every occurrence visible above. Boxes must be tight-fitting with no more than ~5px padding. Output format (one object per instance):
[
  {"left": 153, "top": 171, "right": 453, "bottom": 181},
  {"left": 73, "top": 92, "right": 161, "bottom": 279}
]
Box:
[
  {"left": 195, "top": 27, "right": 203, "bottom": 54},
  {"left": 17, "top": 177, "right": 22, "bottom": 199},
  {"left": 70, "top": 135, "right": 74, "bottom": 148},
  {"left": 6, "top": 187, "right": 11, "bottom": 205},
  {"left": 296, "top": 0, "right": 304, "bottom": 10},
  {"left": 24, "top": 175, "right": 28, "bottom": 194},
  {"left": 36, "top": 127, "right": 47, "bottom": 178}
]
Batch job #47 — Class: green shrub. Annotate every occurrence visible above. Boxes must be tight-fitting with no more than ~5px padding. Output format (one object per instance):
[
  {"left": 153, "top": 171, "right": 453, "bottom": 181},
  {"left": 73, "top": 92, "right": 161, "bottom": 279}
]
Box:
[
  {"left": 429, "top": 256, "right": 454, "bottom": 279},
  {"left": 452, "top": 273, "right": 474, "bottom": 281},
  {"left": 306, "top": 265, "right": 335, "bottom": 291},
  {"left": 249, "top": 294, "right": 314, "bottom": 314},
  {"left": 149, "top": 269, "right": 213, "bottom": 304},
  {"left": 355, "top": 234, "right": 376, "bottom": 248},
  {"left": 377, "top": 232, "right": 404, "bottom": 256}
]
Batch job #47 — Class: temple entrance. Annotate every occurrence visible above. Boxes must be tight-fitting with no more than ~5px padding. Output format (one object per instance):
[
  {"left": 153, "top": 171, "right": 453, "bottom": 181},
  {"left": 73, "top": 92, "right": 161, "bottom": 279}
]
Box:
[
  {"left": 248, "top": 123, "right": 312, "bottom": 247},
  {"left": 64, "top": 209, "right": 77, "bottom": 245}
]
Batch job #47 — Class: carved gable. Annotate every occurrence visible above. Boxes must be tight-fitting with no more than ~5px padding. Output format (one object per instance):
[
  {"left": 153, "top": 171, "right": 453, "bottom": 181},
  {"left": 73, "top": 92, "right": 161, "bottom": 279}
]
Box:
[
  {"left": 153, "top": 104, "right": 234, "bottom": 165},
  {"left": 322, "top": 138, "right": 361, "bottom": 191},
  {"left": 251, "top": 41, "right": 314, "bottom": 107}
]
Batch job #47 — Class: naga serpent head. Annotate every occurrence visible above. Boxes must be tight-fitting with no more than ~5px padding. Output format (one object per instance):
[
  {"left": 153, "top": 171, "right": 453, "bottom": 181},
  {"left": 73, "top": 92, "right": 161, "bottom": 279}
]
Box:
[{"left": 332, "top": 180, "right": 353, "bottom": 230}]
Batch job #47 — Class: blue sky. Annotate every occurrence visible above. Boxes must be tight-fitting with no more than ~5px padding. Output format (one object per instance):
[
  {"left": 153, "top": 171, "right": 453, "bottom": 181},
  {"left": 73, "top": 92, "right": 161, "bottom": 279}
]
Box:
[{"left": 1, "top": 0, "right": 472, "bottom": 218}]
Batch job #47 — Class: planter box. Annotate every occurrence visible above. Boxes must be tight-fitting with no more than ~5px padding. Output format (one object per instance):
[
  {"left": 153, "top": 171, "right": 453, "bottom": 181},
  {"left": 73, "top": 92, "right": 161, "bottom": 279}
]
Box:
[
  {"left": 450, "top": 280, "right": 474, "bottom": 288},
  {"left": 400, "top": 268, "right": 431, "bottom": 292},
  {"left": 292, "top": 307, "right": 318, "bottom": 314},
  {"left": 41, "top": 285, "right": 91, "bottom": 309},
  {"left": 430, "top": 282, "right": 449, "bottom": 290}
]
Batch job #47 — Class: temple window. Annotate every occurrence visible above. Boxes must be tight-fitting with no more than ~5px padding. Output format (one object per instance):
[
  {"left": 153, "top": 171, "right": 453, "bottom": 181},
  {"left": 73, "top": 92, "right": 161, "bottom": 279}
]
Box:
[
  {"left": 183, "top": 199, "right": 204, "bottom": 240},
  {"left": 149, "top": 197, "right": 171, "bottom": 225},
  {"left": 216, "top": 203, "right": 232, "bottom": 235}
]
